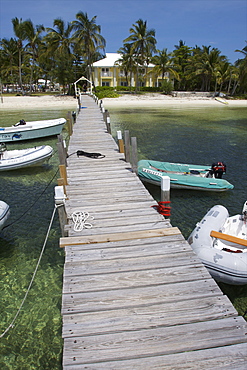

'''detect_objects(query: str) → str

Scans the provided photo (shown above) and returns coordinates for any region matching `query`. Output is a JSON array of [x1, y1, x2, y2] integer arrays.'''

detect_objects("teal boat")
[[138, 159, 234, 192]]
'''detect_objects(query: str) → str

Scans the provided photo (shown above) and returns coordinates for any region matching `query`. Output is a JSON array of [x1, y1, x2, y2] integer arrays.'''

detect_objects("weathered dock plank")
[[63, 343, 247, 369], [61, 95, 247, 369], [63, 317, 246, 366], [62, 295, 237, 337]]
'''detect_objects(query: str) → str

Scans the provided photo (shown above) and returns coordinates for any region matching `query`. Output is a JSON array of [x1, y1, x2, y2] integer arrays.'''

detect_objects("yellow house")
[[92, 53, 170, 88]]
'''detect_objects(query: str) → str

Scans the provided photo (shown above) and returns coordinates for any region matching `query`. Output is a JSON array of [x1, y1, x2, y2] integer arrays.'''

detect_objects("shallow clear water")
[[0, 108, 73, 369], [107, 102, 247, 319], [0, 102, 246, 368]]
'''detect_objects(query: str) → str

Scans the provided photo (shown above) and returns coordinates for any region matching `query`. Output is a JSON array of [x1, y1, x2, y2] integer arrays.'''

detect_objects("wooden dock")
[[60, 95, 247, 369]]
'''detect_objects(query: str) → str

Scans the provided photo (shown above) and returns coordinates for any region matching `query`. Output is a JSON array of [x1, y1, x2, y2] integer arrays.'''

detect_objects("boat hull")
[[0, 201, 10, 231], [188, 205, 247, 285], [138, 159, 234, 192], [0, 118, 65, 142], [0, 145, 53, 171]]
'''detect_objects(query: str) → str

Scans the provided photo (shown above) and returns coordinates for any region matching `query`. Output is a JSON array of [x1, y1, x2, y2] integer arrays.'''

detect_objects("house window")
[[102, 68, 110, 76], [120, 81, 128, 86], [102, 82, 110, 86]]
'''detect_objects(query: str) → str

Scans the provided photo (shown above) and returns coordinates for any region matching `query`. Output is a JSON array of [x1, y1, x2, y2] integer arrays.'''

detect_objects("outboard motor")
[[14, 119, 26, 127], [242, 201, 247, 222], [211, 161, 226, 179], [0, 142, 7, 159], [0, 143, 7, 152]]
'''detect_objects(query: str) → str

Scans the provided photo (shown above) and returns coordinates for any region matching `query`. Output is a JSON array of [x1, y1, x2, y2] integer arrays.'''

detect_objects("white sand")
[[103, 93, 247, 108], [0, 95, 78, 109], [0, 93, 246, 110]]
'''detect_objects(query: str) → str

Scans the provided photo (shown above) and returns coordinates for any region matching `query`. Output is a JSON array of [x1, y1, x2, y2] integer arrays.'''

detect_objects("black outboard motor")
[[211, 161, 226, 178], [0, 142, 7, 158], [14, 119, 26, 127]]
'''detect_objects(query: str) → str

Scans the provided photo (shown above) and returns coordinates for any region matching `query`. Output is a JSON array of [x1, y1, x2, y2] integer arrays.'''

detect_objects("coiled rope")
[[0, 205, 58, 338], [69, 211, 94, 231]]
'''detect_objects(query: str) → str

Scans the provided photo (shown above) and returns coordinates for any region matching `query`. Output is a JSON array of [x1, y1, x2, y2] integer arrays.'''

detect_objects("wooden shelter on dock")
[[58, 94, 247, 369]]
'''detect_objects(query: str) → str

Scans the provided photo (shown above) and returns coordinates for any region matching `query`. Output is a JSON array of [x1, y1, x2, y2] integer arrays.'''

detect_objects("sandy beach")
[[0, 94, 78, 109], [103, 93, 247, 108], [0, 93, 246, 109]]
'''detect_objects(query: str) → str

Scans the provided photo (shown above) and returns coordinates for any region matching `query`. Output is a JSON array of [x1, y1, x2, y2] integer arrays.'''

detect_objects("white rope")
[[0, 205, 57, 338], [70, 211, 94, 231]]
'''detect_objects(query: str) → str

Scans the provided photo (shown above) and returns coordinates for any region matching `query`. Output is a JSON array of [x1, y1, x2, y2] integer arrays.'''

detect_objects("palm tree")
[[215, 61, 231, 93], [0, 38, 18, 84], [235, 44, 247, 94], [71, 11, 106, 81], [192, 46, 227, 91], [172, 40, 192, 90], [22, 19, 45, 92], [124, 19, 156, 89], [116, 43, 137, 88], [45, 18, 74, 92], [12, 17, 25, 94], [151, 48, 179, 87]]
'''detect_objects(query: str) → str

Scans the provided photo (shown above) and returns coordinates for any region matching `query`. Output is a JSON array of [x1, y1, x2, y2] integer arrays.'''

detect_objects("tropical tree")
[[191, 46, 227, 91], [151, 48, 179, 88], [215, 61, 231, 93], [21, 19, 45, 91], [45, 18, 74, 92], [116, 43, 137, 88], [71, 11, 106, 82], [123, 19, 157, 89], [172, 40, 192, 90], [12, 17, 26, 93], [235, 44, 247, 94], [0, 38, 18, 84]]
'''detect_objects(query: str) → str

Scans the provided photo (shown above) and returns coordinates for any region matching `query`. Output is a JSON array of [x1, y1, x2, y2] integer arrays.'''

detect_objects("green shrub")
[[94, 89, 120, 99], [161, 80, 173, 94]]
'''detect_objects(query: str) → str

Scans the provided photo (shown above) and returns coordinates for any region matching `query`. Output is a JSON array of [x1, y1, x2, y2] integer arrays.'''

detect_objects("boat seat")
[[210, 230, 247, 248]]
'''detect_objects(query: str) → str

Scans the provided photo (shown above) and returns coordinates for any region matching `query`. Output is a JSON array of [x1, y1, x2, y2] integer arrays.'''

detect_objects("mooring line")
[[0, 205, 58, 338]]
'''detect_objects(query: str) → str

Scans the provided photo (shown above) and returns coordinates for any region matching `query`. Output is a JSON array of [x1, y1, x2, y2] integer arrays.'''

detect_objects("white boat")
[[0, 200, 10, 231], [0, 118, 66, 142], [0, 144, 53, 171], [188, 202, 247, 285]]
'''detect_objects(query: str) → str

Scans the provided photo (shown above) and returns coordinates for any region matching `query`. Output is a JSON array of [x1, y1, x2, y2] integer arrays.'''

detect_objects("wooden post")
[[67, 111, 73, 136], [55, 185, 68, 237], [105, 111, 111, 134], [124, 130, 130, 163], [77, 96, 81, 112], [99, 99, 103, 110], [161, 176, 170, 202], [117, 131, 124, 153], [72, 111, 76, 123], [57, 134, 67, 166], [161, 176, 171, 219], [59, 164, 68, 185], [131, 137, 138, 174], [57, 178, 67, 196]]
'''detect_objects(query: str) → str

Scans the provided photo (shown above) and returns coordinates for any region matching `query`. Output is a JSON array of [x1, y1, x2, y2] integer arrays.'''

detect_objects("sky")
[[0, 0, 246, 63]]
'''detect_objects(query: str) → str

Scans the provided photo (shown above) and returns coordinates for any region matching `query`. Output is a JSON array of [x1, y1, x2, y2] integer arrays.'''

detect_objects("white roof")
[[92, 52, 155, 68], [92, 53, 121, 67]]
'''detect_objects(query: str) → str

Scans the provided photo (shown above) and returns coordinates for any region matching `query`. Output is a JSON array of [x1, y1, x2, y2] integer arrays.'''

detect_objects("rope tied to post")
[[152, 201, 171, 217], [0, 205, 58, 338]]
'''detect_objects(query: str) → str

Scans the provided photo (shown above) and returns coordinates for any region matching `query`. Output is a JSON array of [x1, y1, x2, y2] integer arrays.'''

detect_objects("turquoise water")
[[0, 108, 74, 369], [0, 101, 246, 368], [107, 102, 247, 319]]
